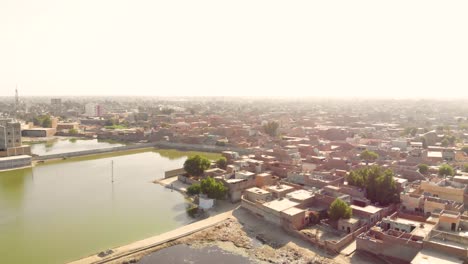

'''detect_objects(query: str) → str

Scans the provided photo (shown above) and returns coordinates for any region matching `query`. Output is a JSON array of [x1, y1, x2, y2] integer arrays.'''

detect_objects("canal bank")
[[69, 210, 235, 264], [0, 149, 220, 264]]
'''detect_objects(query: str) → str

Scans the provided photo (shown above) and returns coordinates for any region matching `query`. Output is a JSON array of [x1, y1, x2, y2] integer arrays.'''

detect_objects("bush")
[[187, 184, 201, 196]]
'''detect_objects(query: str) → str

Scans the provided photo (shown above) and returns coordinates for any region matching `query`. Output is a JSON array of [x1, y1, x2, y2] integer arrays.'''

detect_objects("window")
[[7, 132, 10, 135], [16, 140, 19, 143]]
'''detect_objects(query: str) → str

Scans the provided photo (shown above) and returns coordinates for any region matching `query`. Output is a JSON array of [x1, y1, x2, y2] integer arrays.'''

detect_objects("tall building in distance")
[[0, 118, 31, 157], [85, 103, 105, 117], [51, 98, 63, 116]]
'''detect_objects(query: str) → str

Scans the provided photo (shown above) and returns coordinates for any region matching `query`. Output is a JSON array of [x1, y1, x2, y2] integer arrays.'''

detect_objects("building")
[[50, 98, 62, 115], [22, 128, 56, 137], [85, 103, 105, 117], [0, 119, 31, 158]]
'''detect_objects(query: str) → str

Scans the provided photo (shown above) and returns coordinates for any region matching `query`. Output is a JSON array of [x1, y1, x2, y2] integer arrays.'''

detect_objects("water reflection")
[[0, 168, 32, 209]]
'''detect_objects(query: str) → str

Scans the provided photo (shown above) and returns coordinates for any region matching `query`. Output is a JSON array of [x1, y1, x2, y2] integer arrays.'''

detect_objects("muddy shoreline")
[[112, 216, 335, 264]]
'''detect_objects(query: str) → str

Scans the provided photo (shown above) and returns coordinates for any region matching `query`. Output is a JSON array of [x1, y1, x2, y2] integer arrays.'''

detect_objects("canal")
[[0, 148, 220, 264]]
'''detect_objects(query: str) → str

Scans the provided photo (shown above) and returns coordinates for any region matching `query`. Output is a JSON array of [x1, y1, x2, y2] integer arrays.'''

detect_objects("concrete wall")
[[423, 240, 467, 258], [420, 181, 465, 203], [165, 168, 186, 178], [356, 231, 423, 262], [241, 197, 282, 225], [33, 143, 157, 160], [0, 156, 32, 170], [154, 141, 251, 155]]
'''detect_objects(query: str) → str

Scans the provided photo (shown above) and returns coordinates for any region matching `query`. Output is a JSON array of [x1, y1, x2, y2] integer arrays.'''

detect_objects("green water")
[[0, 150, 218, 264], [28, 138, 125, 156]]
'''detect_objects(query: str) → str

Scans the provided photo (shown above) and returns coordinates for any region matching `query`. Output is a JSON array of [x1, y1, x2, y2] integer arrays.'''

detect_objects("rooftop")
[[411, 249, 463, 264], [351, 204, 383, 214], [267, 184, 294, 192], [282, 207, 306, 216], [263, 198, 299, 212], [246, 187, 270, 195], [286, 189, 315, 201]]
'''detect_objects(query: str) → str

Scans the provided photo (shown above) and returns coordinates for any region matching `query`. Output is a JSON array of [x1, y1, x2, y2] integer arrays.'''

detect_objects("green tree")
[[216, 157, 227, 170], [328, 198, 352, 221], [200, 177, 227, 199], [69, 128, 78, 135], [438, 164, 455, 177], [41, 116, 52, 128], [263, 121, 279, 137], [441, 138, 449, 147], [462, 146, 468, 155], [183, 155, 211, 177], [418, 164, 429, 174], [347, 166, 399, 206], [187, 184, 201, 196], [359, 150, 379, 165]]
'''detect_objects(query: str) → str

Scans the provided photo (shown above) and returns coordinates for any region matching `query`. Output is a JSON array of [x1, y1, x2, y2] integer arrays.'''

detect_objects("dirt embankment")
[[115, 217, 335, 264]]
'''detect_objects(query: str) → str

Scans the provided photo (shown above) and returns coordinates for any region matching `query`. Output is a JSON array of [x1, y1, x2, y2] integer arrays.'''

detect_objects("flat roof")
[[286, 189, 314, 201], [411, 249, 463, 264], [267, 184, 294, 192], [339, 217, 359, 224], [282, 207, 305, 216], [226, 179, 245, 184], [351, 204, 383, 214], [263, 199, 299, 212], [246, 187, 270, 195], [427, 151, 443, 158]]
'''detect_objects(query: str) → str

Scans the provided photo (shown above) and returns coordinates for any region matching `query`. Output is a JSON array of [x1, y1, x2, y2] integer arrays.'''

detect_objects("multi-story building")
[[0, 118, 22, 150], [0, 119, 31, 169], [50, 98, 62, 115], [85, 103, 105, 117]]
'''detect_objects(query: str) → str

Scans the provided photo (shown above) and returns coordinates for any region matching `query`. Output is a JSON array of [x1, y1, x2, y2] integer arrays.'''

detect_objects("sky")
[[1, 0, 467, 97]]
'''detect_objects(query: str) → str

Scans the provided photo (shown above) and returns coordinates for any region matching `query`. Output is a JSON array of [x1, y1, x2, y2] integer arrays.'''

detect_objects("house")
[[338, 217, 361, 233], [350, 204, 384, 226]]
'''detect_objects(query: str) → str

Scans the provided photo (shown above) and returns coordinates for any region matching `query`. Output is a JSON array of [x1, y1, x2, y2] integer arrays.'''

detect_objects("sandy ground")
[[110, 207, 389, 264]]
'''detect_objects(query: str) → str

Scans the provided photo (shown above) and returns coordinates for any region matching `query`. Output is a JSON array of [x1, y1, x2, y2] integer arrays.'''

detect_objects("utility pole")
[[111, 160, 114, 183]]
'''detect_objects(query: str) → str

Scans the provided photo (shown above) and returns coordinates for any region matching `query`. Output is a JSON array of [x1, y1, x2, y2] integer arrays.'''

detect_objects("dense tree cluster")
[[347, 166, 399, 206], [183, 155, 211, 177], [216, 157, 227, 170], [418, 164, 429, 174], [461, 146, 468, 155], [186, 177, 227, 200], [32, 115, 52, 128], [359, 150, 379, 165], [438, 164, 455, 177], [263, 121, 279, 137], [328, 198, 352, 221]]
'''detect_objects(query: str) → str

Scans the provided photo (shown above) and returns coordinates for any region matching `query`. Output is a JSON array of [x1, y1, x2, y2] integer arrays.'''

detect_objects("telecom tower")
[[14, 87, 19, 118]]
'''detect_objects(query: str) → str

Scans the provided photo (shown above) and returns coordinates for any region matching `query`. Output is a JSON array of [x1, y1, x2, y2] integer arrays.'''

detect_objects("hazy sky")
[[1, 1, 467, 97]]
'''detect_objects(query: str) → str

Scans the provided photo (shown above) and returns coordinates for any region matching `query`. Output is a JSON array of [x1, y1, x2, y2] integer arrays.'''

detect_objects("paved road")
[[69, 210, 234, 264]]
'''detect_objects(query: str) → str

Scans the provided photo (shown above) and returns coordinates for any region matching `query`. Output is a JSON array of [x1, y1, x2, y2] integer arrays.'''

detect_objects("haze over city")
[[1, 0, 467, 97], [3, 1, 468, 264]]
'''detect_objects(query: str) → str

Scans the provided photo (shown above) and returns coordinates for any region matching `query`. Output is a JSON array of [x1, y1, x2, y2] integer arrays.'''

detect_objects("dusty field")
[[111, 208, 388, 264]]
